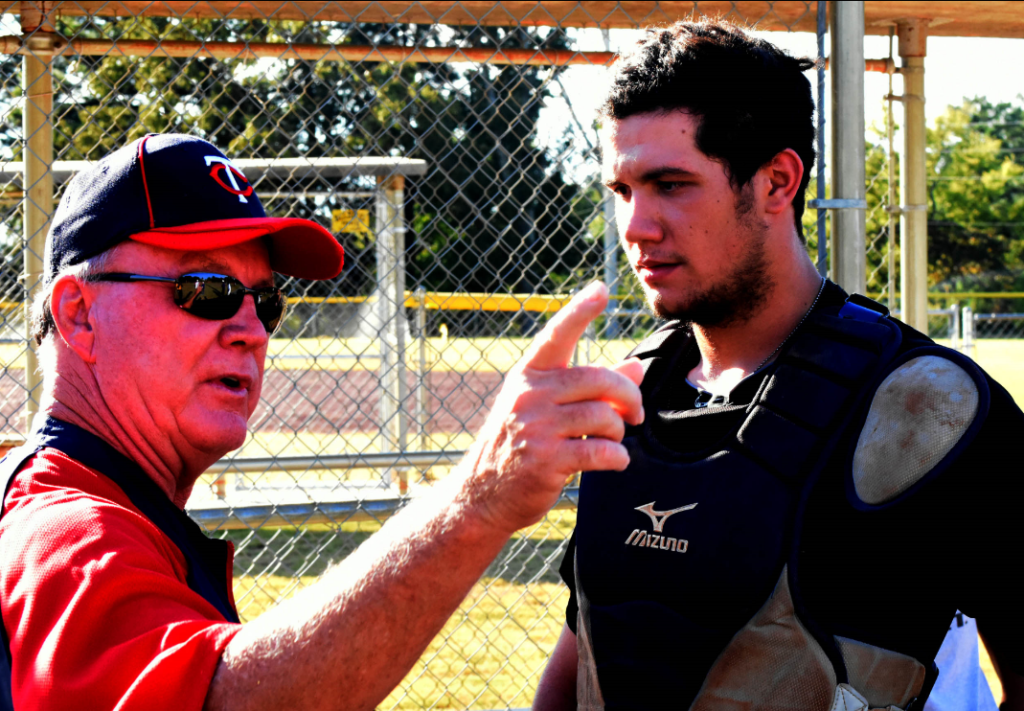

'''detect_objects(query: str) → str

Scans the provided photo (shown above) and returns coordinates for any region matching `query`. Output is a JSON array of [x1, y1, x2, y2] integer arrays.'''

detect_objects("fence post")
[[897, 19, 929, 334], [415, 286, 428, 454], [815, 0, 828, 276], [376, 174, 408, 490], [602, 189, 618, 339], [601, 27, 620, 339], [962, 306, 974, 359], [21, 3, 55, 433], [949, 303, 959, 352], [829, 0, 866, 294]]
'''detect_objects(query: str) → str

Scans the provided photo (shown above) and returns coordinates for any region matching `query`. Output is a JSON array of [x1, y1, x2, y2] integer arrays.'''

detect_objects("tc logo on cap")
[[204, 155, 253, 204]]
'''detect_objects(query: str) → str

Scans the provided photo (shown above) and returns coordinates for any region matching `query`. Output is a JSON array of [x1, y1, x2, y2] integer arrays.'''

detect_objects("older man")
[[0, 133, 643, 711]]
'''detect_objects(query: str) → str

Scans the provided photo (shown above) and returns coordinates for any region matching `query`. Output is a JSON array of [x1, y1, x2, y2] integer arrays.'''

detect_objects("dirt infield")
[[0, 338, 1020, 442], [0, 366, 505, 438], [252, 369, 503, 435]]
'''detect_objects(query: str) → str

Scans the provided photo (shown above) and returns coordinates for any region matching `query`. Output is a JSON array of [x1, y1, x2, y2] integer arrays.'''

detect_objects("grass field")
[[212, 336, 1021, 708], [228, 509, 1007, 708], [227, 513, 577, 710]]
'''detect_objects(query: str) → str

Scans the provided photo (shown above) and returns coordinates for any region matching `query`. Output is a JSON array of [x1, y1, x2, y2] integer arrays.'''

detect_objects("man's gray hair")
[[30, 247, 118, 347]]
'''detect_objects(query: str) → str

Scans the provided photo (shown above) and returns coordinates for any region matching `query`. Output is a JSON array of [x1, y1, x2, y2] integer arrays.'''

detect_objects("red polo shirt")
[[0, 448, 241, 710]]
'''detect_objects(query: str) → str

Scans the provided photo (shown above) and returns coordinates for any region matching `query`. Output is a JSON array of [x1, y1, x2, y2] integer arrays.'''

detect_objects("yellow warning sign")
[[332, 209, 371, 237]]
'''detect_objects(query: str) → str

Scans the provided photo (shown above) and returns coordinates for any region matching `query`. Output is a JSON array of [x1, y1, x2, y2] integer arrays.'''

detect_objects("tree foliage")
[[0, 17, 600, 328], [860, 97, 1024, 301]]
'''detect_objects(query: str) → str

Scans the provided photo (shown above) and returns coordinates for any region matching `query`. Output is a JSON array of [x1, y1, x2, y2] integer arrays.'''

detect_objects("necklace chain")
[[753, 276, 826, 372], [691, 277, 827, 409]]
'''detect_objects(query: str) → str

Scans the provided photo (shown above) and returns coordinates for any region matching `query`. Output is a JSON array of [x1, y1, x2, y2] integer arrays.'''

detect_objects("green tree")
[[859, 98, 1024, 303], [927, 101, 1024, 293], [1, 18, 601, 334]]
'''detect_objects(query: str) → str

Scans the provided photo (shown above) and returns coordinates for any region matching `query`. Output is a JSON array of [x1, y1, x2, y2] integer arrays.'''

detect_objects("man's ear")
[[761, 148, 804, 216], [50, 276, 97, 364]]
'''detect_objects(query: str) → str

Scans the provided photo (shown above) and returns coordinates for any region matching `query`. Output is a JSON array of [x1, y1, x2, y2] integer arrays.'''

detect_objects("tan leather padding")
[[836, 636, 926, 709], [690, 566, 836, 711], [853, 355, 979, 504]]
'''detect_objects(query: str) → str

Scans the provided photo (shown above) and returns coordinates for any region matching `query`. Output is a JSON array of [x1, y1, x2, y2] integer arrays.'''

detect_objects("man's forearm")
[[204, 468, 513, 711], [203, 283, 643, 711]]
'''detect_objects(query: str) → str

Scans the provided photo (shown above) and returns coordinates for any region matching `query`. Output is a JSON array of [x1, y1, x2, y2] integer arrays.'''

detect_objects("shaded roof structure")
[[1, 2, 1023, 38]]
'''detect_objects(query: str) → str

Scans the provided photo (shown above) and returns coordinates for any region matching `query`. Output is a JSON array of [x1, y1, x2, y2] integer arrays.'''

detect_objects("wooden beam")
[[0, 2, 819, 31], [0, 2, 1022, 38]]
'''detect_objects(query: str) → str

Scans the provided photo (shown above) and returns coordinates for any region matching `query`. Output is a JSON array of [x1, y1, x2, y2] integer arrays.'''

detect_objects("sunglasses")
[[90, 272, 286, 334]]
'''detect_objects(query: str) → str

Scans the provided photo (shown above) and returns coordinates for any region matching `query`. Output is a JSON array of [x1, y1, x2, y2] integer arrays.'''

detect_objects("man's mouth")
[[214, 373, 252, 393], [635, 258, 682, 282]]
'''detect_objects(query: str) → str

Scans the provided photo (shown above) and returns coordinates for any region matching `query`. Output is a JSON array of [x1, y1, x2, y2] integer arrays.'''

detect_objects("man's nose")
[[619, 194, 663, 245], [221, 294, 270, 349]]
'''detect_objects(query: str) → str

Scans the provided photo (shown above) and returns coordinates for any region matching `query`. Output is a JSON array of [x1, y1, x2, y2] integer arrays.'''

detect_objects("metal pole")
[[898, 19, 928, 333], [829, 0, 866, 294], [602, 192, 618, 338], [886, 28, 897, 313], [815, 1, 827, 276], [21, 3, 54, 433], [0, 37, 618, 68], [601, 28, 620, 338], [962, 306, 974, 359], [415, 286, 428, 453], [376, 175, 409, 488], [949, 302, 959, 352]]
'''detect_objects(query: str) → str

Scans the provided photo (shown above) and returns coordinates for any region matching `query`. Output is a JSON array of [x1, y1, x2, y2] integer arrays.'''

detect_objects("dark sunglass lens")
[[176, 277, 203, 306], [255, 291, 286, 333], [178, 276, 244, 321]]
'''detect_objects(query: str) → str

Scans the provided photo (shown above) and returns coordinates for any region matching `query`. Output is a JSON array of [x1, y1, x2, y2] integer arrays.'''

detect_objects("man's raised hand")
[[458, 281, 645, 535]]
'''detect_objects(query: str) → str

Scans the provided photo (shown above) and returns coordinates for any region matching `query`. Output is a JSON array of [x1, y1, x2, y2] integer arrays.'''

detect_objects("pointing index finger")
[[526, 282, 608, 371]]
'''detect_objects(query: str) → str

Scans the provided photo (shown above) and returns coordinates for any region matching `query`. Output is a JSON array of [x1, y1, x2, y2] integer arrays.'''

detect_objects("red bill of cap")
[[128, 217, 345, 281]]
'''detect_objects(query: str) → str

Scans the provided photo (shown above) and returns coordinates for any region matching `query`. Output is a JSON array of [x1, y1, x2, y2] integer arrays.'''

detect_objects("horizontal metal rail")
[[973, 313, 1024, 320], [188, 487, 580, 531], [891, 308, 956, 317], [0, 35, 618, 67], [210, 450, 466, 474], [0, 156, 427, 184]]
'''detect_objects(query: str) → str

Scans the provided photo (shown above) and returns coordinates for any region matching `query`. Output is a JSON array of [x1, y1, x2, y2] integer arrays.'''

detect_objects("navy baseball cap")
[[44, 133, 344, 283]]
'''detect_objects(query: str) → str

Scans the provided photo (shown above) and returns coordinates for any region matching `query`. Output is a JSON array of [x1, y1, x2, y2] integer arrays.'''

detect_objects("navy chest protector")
[[0, 417, 239, 710], [574, 297, 927, 709]]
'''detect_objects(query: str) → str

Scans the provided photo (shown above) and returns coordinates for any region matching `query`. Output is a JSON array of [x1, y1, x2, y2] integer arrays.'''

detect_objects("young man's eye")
[[659, 181, 687, 193]]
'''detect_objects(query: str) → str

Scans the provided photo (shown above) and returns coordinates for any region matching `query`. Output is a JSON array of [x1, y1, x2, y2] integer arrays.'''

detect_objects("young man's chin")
[[646, 289, 688, 321]]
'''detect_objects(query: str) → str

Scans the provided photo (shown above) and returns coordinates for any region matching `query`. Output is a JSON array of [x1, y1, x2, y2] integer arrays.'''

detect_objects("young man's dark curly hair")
[[600, 19, 816, 240]]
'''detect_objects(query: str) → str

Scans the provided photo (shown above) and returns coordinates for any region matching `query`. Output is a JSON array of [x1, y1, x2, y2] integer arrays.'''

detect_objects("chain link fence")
[[0, 3, 830, 708]]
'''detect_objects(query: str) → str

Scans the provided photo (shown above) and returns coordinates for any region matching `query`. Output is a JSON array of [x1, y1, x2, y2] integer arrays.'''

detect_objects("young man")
[[535, 20, 1024, 711], [0, 133, 644, 710]]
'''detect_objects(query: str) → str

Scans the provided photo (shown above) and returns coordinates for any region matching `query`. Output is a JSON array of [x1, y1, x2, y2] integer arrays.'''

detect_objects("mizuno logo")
[[625, 501, 697, 554], [634, 501, 697, 532]]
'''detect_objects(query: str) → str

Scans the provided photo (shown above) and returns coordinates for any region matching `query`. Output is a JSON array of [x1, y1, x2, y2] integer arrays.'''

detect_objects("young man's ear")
[[49, 276, 97, 364], [761, 148, 804, 216]]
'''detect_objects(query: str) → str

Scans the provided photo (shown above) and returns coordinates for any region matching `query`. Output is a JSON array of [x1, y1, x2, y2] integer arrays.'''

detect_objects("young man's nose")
[[619, 196, 665, 244]]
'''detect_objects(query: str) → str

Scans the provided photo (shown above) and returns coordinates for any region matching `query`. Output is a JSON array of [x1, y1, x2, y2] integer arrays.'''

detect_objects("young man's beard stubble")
[[646, 185, 776, 329]]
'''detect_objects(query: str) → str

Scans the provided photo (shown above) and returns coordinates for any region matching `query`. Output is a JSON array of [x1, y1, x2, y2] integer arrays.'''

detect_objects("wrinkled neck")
[[44, 362, 197, 508]]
